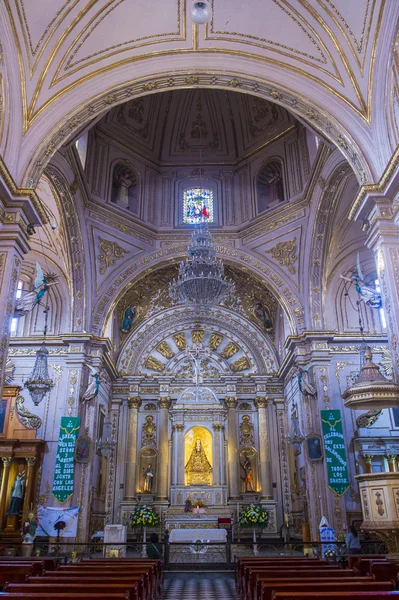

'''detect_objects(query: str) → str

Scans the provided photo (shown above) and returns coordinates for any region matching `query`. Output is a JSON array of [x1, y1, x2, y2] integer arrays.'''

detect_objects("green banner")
[[52, 416, 81, 503], [321, 409, 350, 496]]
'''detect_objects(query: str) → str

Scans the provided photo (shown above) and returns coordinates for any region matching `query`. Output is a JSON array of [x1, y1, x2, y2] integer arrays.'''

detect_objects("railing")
[[0, 538, 388, 569]]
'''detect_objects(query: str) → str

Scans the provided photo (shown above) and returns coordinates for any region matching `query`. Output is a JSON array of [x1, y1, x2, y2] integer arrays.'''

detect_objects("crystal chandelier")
[[24, 305, 54, 406], [97, 419, 116, 457], [169, 219, 235, 306]]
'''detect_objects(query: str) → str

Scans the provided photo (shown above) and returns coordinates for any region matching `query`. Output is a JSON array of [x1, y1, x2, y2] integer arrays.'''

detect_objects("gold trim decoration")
[[220, 342, 239, 359], [267, 238, 297, 274], [173, 332, 186, 350], [192, 329, 204, 344], [231, 357, 251, 372], [209, 333, 223, 350], [156, 341, 175, 359], [145, 356, 165, 372], [98, 237, 128, 275]]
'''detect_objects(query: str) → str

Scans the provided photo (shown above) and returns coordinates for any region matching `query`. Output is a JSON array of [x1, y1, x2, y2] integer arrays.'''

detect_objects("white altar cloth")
[[169, 528, 226, 543]]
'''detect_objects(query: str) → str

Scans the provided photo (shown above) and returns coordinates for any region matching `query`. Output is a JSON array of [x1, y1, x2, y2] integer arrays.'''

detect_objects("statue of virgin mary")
[[185, 439, 212, 485]]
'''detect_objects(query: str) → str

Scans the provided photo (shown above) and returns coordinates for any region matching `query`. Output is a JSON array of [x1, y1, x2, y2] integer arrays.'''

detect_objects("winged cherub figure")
[[14, 262, 59, 318], [340, 254, 382, 309]]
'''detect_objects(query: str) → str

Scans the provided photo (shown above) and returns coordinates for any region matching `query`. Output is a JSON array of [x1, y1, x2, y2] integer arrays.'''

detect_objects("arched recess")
[[256, 158, 285, 213], [110, 161, 140, 215], [96, 250, 304, 342], [307, 156, 358, 330], [43, 162, 88, 332], [117, 305, 279, 376]]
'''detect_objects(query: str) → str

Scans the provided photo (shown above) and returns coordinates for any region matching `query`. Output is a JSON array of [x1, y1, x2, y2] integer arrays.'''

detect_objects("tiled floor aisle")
[[162, 572, 239, 599]]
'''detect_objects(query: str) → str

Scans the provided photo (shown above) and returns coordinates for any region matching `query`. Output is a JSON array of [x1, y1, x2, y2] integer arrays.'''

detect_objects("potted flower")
[[239, 504, 269, 555], [184, 499, 193, 513], [21, 507, 38, 557], [128, 505, 160, 557]]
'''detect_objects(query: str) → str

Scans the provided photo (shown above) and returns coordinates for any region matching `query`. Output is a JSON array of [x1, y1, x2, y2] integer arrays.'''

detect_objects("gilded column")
[[212, 424, 223, 485], [385, 454, 397, 473], [255, 397, 272, 499], [0, 457, 12, 529], [225, 397, 240, 499], [157, 397, 171, 500], [23, 457, 37, 516], [125, 396, 141, 500], [363, 455, 373, 474], [173, 424, 185, 486]]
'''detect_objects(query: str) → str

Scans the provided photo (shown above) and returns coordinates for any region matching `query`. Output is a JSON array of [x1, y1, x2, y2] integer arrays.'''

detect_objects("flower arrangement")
[[184, 499, 193, 513], [21, 505, 38, 544], [239, 503, 269, 527], [129, 505, 160, 528], [324, 548, 337, 559], [194, 498, 206, 508]]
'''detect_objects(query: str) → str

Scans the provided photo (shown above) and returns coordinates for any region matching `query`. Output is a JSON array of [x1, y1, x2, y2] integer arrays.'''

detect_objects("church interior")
[[0, 1, 399, 598]]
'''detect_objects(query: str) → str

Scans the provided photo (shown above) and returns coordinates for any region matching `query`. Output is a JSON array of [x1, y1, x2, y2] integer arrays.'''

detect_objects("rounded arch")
[[23, 72, 373, 188], [117, 305, 280, 376], [97, 250, 303, 340]]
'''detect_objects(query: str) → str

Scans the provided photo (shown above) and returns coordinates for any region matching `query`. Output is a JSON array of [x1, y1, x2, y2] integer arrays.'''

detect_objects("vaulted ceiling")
[[0, 0, 397, 188], [99, 89, 294, 164]]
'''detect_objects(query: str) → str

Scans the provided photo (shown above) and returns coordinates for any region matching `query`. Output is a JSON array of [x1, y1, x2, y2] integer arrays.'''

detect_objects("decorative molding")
[[98, 237, 128, 275], [267, 238, 297, 274]]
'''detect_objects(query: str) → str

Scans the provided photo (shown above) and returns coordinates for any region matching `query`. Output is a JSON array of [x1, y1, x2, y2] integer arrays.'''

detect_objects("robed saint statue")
[[185, 439, 212, 485]]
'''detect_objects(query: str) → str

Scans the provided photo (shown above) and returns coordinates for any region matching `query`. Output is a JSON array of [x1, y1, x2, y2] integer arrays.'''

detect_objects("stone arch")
[[25, 72, 372, 189], [117, 305, 280, 376], [96, 249, 304, 340]]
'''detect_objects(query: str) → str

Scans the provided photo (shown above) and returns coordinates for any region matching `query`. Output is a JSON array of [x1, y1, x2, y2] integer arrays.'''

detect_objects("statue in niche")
[[185, 439, 212, 485], [254, 300, 273, 332], [143, 464, 154, 493], [340, 253, 382, 309], [121, 305, 136, 333], [240, 457, 254, 492], [7, 470, 26, 514], [295, 366, 316, 398]]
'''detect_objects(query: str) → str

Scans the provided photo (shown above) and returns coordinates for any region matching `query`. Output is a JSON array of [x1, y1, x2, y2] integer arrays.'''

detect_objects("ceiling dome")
[[99, 88, 295, 165]]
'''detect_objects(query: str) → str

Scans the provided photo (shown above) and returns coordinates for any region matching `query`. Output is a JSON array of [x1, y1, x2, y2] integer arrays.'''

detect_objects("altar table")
[[169, 528, 227, 543]]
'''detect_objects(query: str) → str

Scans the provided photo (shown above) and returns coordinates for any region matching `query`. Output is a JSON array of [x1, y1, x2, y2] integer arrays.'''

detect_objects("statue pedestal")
[[104, 524, 127, 558], [4, 514, 19, 533]]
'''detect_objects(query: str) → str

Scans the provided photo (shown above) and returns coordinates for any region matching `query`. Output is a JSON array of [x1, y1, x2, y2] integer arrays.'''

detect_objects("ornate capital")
[[213, 423, 224, 432], [363, 454, 374, 464], [158, 397, 172, 410], [173, 424, 184, 433], [255, 396, 269, 409], [26, 457, 37, 467], [128, 396, 142, 410], [1, 457, 12, 467], [224, 397, 238, 409]]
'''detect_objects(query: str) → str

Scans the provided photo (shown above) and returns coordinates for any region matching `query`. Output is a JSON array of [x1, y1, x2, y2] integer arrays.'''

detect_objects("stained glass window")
[[183, 188, 214, 224]]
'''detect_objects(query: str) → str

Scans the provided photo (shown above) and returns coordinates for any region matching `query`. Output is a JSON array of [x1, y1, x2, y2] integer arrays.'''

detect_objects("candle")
[[237, 502, 239, 522]]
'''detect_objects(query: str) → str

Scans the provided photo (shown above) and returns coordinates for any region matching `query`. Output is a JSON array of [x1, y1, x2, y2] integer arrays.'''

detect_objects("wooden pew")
[[348, 555, 387, 570], [42, 569, 151, 600], [80, 558, 163, 588], [0, 594, 130, 599], [28, 576, 144, 600], [237, 558, 332, 595], [254, 578, 374, 600], [0, 556, 58, 571], [260, 580, 395, 600], [357, 559, 398, 580], [0, 563, 43, 585], [5, 582, 139, 600], [56, 564, 156, 598], [242, 564, 342, 599], [271, 593, 399, 599], [250, 572, 372, 600]]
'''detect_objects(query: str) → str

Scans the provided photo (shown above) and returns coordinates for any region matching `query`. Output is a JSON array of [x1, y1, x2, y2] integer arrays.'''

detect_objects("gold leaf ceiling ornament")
[[98, 237, 128, 275], [173, 332, 187, 350], [156, 341, 175, 359], [231, 357, 251, 372], [209, 333, 223, 350], [192, 330, 205, 344], [220, 342, 239, 359], [267, 238, 297, 274], [145, 356, 165, 372]]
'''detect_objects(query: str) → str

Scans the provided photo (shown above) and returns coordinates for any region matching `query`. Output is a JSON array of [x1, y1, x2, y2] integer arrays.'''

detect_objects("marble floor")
[[162, 572, 238, 599]]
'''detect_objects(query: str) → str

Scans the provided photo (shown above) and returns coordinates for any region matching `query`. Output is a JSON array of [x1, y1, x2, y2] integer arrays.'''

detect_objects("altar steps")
[[162, 572, 239, 599]]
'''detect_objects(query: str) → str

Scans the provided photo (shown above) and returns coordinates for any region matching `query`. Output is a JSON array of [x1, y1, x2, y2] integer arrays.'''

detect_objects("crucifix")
[[185, 343, 210, 389]]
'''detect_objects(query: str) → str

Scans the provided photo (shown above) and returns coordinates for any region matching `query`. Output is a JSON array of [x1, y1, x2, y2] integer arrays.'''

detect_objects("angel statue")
[[340, 254, 382, 309], [14, 262, 59, 318], [81, 365, 101, 403], [295, 366, 316, 398]]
